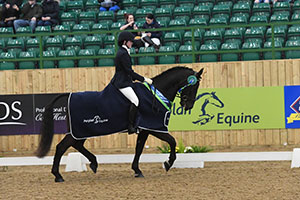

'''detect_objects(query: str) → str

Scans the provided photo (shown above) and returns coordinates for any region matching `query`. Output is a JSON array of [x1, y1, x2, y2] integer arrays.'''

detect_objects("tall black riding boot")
[[142, 36, 159, 50], [128, 104, 138, 134]]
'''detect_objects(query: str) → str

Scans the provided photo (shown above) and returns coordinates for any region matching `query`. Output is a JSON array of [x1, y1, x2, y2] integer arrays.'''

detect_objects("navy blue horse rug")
[[68, 83, 171, 139]]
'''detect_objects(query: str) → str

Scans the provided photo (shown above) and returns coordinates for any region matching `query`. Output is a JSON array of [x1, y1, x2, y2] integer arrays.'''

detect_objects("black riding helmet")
[[118, 31, 135, 47]]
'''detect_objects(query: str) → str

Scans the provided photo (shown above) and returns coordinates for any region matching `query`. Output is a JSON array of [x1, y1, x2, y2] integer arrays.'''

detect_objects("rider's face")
[[126, 40, 133, 48]]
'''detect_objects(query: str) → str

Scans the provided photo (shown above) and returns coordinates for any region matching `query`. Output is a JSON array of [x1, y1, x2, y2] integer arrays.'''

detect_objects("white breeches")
[[119, 87, 139, 107]]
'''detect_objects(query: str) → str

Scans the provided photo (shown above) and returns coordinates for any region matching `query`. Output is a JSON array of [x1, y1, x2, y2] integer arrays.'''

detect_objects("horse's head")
[[179, 68, 204, 110], [152, 67, 204, 111]]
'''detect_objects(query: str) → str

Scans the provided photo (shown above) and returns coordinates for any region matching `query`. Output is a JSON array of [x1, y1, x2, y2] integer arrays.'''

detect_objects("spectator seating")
[[1, 0, 300, 69]]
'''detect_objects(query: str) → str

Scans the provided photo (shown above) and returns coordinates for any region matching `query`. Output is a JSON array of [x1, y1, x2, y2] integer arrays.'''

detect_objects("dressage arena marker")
[[2, 149, 300, 172], [291, 148, 300, 168], [65, 152, 87, 172]]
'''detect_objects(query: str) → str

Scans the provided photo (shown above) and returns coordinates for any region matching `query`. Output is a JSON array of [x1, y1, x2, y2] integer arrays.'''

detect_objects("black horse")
[[36, 66, 204, 182]]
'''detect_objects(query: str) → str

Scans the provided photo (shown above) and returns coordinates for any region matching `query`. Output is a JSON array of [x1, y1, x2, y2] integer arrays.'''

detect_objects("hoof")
[[164, 161, 171, 172], [55, 177, 64, 182], [134, 173, 144, 178], [90, 162, 98, 174]]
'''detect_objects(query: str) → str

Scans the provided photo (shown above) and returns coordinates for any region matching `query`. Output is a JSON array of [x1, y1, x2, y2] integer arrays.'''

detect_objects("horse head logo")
[[192, 92, 224, 125], [94, 115, 101, 124]]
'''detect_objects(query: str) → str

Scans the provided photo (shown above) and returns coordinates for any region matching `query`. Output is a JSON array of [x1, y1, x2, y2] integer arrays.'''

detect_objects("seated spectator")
[[37, 0, 59, 27], [141, 13, 162, 50], [98, 0, 120, 12], [120, 14, 159, 50], [13, 0, 42, 32], [0, 0, 22, 28]]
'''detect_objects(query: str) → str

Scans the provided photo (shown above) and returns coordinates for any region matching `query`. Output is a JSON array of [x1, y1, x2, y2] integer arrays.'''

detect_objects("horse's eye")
[[182, 95, 188, 101]]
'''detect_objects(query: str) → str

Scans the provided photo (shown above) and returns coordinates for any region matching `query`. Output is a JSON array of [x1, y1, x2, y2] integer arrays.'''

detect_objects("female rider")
[[111, 31, 153, 134]]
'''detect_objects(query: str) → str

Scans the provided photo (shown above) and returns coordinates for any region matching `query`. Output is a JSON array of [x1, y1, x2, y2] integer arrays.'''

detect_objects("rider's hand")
[[144, 77, 153, 85]]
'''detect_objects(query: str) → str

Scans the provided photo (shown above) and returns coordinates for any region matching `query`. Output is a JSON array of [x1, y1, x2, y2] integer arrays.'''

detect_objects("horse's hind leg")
[[73, 140, 98, 173], [132, 131, 149, 178], [52, 134, 76, 182]]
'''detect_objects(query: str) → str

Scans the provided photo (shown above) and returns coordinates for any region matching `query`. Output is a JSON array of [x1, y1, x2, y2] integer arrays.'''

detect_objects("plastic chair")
[[41, 50, 56, 69], [263, 41, 282, 60], [241, 42, 262, 61], [67, 0, 84, 13], [58, 50, 76, 68], [78, 49, 96, 68], [220, 42, 239, 62], [26, 38, 41, 56], [84, 35, 103, 51], [78, 11, 97, 27], [64, 36, 83, 51], [212, 4, 231, 19], [0, 52, 16, 70], [158, 46, 176, 64], [85, 0, 100, 11], [199, 43, 218, 62], [122, 0, 140, 8], [60, 12, 78, 27], [178, 45, 195, 63], [192, 5, 211, 20], [97, 48, 115, 66], [285, 40, 300, 59], [98, 11, 115, 23], [103, 35, 116, 48], [6, 38, 25, 54], [138, 47, 156, 65], [45, 36, 64, 53], [18, 51, 37, 69], [173, 6, 192, 17], [154, 7, 173, 18], [163, 32, 182, 49], [135, 8, 154, 20]]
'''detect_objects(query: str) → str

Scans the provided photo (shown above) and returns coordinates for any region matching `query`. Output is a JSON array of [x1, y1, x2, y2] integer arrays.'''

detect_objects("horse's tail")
[[36, 93, 69, 158]]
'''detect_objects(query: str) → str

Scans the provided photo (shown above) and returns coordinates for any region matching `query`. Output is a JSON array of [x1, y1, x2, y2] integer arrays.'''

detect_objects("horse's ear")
[[196, 68, 204, 79]]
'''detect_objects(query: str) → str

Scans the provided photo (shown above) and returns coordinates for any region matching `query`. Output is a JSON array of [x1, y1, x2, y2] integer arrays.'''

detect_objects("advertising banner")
[[0, 94, 68, 135], [284, 85, 300, 129], [169, 87, 285, 131], [0, 85, 296, 135]]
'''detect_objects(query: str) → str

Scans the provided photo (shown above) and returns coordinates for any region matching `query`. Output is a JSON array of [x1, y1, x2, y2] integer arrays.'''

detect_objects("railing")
[[0, 21, 300, 69]]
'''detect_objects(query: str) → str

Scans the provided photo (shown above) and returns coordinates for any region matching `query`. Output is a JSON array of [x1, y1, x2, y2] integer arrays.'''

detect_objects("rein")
[[143, 82, 172, 111]]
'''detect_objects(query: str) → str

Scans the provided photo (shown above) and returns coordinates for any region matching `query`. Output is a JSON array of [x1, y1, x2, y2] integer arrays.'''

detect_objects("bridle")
[[145, 71, 201, 111], [175, 73, 200, 104]]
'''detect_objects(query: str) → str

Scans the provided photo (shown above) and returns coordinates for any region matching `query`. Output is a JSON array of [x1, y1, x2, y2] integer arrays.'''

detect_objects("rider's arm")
[[120, 52, 145, 82]]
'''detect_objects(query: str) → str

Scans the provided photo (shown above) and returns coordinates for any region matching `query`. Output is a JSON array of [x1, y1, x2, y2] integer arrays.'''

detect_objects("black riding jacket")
[[111, 46, 144, 88]]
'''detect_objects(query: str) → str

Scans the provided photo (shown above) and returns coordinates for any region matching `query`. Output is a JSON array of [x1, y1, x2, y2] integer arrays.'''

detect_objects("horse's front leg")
[[132, 130, 149, 178], [151, 132, 177, 172]]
